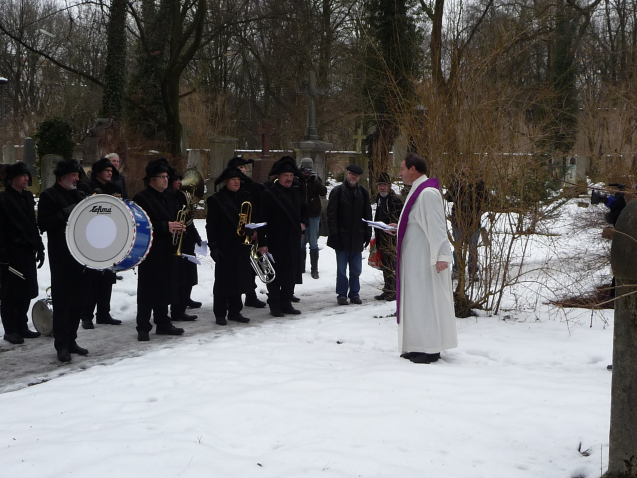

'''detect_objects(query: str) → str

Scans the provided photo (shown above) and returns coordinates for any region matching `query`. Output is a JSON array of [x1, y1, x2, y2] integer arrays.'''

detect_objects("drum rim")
[[32, 298, 53, 336], [66, 195, 140, 270]]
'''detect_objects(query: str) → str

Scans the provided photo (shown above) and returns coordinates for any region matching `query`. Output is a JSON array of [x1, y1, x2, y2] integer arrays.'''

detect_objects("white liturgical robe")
[[397, 174, 458, 354]]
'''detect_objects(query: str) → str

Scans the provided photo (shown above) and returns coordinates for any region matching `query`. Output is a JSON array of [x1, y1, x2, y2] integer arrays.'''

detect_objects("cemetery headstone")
[[2, 141, 17, 165], [40, 154, 64, 190], [209, 135, 237, 188], [82, 118, 127, 167]]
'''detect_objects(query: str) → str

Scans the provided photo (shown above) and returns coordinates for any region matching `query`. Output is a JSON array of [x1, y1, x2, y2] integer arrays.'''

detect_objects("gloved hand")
[[63, 204, 77, 216], [210, 248, 223, 263], [37, 250, 45, 269]]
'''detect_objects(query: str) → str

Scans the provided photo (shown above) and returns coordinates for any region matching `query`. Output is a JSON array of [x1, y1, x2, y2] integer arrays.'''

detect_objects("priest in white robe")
[[392, 153, 458, 364]]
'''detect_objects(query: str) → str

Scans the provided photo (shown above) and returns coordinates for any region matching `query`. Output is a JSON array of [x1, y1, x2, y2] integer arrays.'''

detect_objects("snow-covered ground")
[[0, 199, 613, 478]]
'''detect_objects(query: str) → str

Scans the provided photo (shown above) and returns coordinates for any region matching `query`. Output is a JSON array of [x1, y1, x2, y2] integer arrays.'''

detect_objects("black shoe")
[[19, 329, 41, 339], [228, 314, 250, 323], [385, 294, 396, 301], [81, 320, 95, 330], [409, 353, 441, 364], [156, 325, 184, 335], [337, 297, 349, 306], [187, 299, 202, 309], [69, 343, 89, 355], [173, 313, 197, 321], [374, 293, 387, 301], [215, 317, 228, 325], [96, 316, 122, 325], [270, 310, 285, 318], [350, 297, 362, 305], [400, 352, 424, 360], [57, 349, 71, 362], [4, 333, 24, 344], [311, 270, 319, 279], [244, 296, 267, 308], [116, 275, 124, 280], [281, 305, 301, 315], [138, 331, 150, 341], [290, 295, 301, 303]]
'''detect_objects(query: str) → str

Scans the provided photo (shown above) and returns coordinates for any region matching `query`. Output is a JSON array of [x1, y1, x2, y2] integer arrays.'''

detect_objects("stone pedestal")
[[2, 141, 17, 164], [291, 140, 332, 183], [608, 200, 637, 477], [40, 154, 64, 191]]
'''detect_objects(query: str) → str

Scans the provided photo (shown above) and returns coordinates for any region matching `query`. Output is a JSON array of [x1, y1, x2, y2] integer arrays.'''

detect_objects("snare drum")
[[66, 194, 154, 271], [32, 288, 53, 336]]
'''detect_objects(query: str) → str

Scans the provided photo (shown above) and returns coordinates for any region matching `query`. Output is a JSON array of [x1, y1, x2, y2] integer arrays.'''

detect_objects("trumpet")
[[237, 201, 252, 245], [173, 205, 187, 256]]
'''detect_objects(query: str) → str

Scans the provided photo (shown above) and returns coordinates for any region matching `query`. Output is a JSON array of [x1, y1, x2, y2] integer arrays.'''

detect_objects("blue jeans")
[[452, 226, 480, 274], [301, 216, 321, 252], [335, 251, 362, 298]]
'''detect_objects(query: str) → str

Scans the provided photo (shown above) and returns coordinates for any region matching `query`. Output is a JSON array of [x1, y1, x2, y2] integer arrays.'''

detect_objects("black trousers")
[[53, 307, 82, 351], [1, 297, 30, 335], [136, 303, 171, 333], [266, 274, 294, 312], [171, 285, 192, 318], [81, 270, 114, 322], [213, 294, 243, 319], [379, 246, 397, 294]]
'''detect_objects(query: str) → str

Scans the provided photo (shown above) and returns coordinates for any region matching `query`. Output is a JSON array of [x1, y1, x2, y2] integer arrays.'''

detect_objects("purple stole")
[[396, 177, 440, 324]]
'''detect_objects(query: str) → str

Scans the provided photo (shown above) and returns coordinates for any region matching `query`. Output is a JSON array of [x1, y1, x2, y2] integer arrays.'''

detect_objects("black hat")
[[269, 156, 300, 177], [4, 161, 33, 186], [144, 158, 170, 180], [227, 156, 254, 168], [214, 166, 251, 187], [54, 159, 82, 179], [346, 164, 363, 175], [377, 172, 392, 184], [168, 166, 181, 183], [91, 157, 115, 180]]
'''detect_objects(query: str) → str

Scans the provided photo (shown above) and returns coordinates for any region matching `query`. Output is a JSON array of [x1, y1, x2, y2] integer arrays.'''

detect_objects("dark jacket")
[[132, 186, 179, 307], [206, 188, 254, 295], [111, 169, 128, 199], [38, 183, 90, 309], [0, 187, 43, 300], [80, 178, 123, 196], [374, 191, 403, 249], [445, 176, 487, 230], [326, 182, 372, 252], [257, 182, 309, 284], [299, 174, 327, 218]]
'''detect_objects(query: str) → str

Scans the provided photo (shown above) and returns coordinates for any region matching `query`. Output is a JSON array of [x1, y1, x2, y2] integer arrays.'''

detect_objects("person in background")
[[107, 153, 128, 199], [326, 164, 372, 305], [373, 172, 403, 301], [298, 157, 327, 279], [0, 162, 45, 344]]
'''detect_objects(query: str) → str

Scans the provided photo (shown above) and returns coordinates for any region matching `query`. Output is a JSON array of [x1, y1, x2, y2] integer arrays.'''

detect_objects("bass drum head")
[[32, 300, 53, 336], [66, 195, 136, 270]]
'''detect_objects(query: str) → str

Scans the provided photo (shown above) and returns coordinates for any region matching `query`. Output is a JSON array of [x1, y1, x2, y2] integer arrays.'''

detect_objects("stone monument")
[[608, 200, 637, 477], [291, 71, 332, 181], [81, 118, 127, 168], [209, 135, 237, 189], [252, 120, 277, 183], [40, 154, 64, 190], [2, 141, 17, 165]]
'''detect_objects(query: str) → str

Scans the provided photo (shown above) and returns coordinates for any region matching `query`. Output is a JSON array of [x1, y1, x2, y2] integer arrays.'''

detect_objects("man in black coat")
[[298, 157, 328, 279], [206, 166, 255, 325], [0, 162, 45, 344], [168, 167, 201, 322], [226, 156, 267, 308], [327, 164, 372, 305], [373, 173, 403, 301], [38, 159, 91, 362], [257, 156, 309, 317], [132, 158, 186, 341], [78, 156, 123, 329], [107, 153, 128, 199]]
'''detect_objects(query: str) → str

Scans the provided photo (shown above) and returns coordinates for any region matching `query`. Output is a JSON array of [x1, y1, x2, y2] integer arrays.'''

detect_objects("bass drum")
[[66, 194, 153, 271], [32, 288, 53, 336]]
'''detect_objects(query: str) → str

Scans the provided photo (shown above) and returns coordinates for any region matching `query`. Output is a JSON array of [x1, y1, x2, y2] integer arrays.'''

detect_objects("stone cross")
[[608, 200, 637, 477], [298, 71, 324, 141], [255, 120, 275, 159], [352, 126, 366, 153]]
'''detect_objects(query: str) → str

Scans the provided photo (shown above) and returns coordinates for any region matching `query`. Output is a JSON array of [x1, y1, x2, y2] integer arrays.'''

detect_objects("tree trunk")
[[103, 0, 127, 120]]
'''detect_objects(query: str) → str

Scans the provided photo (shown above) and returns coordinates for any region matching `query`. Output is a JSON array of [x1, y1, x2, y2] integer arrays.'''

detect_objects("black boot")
[[310, 250, 319, 279], [301, 249, 307, 273]]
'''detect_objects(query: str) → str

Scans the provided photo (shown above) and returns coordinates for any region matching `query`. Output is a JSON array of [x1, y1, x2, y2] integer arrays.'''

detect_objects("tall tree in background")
[[363, 0, 421, 185], [103, 0, 127, 120]]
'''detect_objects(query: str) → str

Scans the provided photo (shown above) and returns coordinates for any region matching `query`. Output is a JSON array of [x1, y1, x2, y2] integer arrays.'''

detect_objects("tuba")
[[249, 244, 276, 283], [179, 168, 205, 226]]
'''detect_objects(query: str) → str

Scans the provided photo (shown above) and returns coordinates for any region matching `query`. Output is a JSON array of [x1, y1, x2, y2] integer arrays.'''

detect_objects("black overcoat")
[[374, 191, 403, 249], [38, 183, 90, 308], [0, 187, 43, 300], [111, 170, 128, 199], [206, 188, 253, 295], [257, 182, 309, 285], [326, 182, 373, 252], [132, 186, 179, 307]]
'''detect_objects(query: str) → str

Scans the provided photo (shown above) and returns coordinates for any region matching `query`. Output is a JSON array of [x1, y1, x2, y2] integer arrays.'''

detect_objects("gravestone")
[[252, 120, 277, 183], [2, 141, 17, 164], [40, 154, 64, 190], [82, 118, 127, 167], [608, 200, 637, 477], [209, 135, 237, 188]]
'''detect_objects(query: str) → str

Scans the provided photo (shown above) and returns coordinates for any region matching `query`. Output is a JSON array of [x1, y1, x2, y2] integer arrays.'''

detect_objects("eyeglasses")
[[154, 175, 169, 179]]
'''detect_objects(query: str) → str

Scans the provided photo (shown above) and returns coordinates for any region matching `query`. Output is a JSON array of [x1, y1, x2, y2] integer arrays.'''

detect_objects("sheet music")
[[194, 240, 208, 256], [245, 222, 267, 230], [363, 219, 397, 231]]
